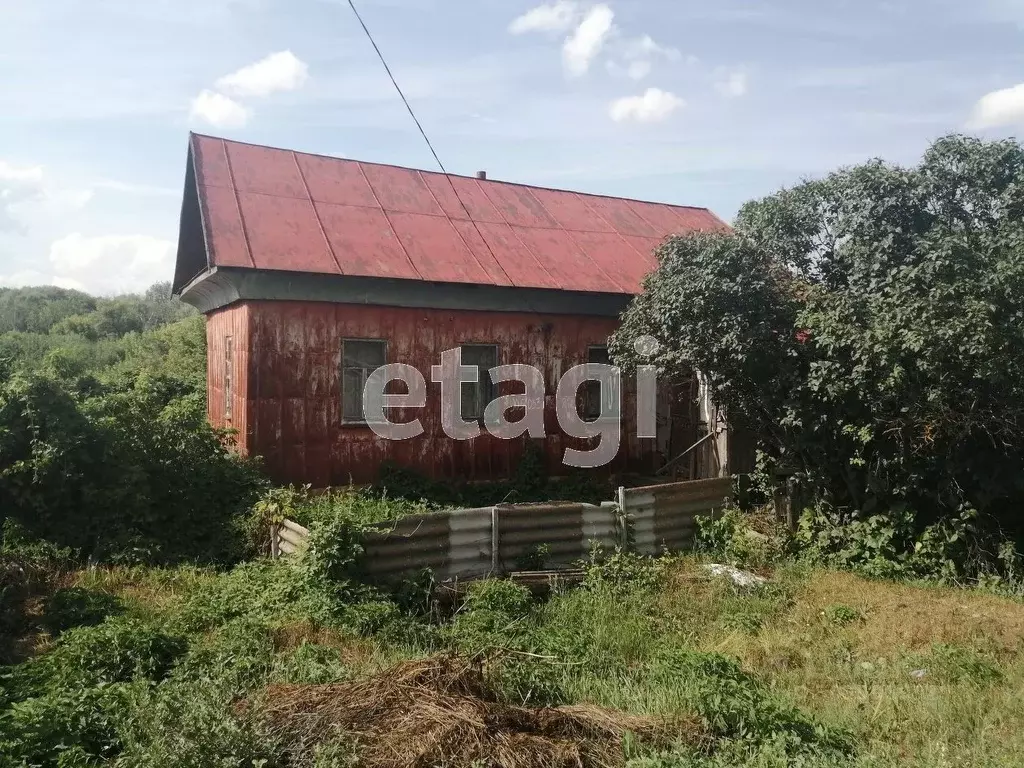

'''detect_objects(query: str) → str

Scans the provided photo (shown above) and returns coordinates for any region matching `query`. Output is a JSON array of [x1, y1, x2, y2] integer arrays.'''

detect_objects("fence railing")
[[271, 476, 733, 583]]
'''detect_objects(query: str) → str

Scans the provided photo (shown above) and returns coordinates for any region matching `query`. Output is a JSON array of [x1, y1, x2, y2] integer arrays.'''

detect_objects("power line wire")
[[343, 0, 513, 285], [344, 0, 451, 176]]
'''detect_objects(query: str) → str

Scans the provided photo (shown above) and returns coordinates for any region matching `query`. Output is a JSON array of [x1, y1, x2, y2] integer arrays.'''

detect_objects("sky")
[[2, 0, 1024, 295]]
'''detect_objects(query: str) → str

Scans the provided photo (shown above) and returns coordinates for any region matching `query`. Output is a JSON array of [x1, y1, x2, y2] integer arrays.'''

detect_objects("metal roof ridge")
[[189, 132, 720, 214]]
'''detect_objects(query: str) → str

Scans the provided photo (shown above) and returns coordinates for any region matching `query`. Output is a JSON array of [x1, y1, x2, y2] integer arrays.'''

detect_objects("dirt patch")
[[250, 655, 705, 768], [790, 570, 1024, 655]]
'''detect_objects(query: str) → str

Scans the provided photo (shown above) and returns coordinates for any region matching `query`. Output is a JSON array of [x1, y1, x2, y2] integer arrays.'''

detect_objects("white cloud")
[[625, 60, 652, 80], [0, 161, 44, 183], [509, 1, 580, 34], [968, 83, 1024, 130], [189, 90, 251, 128], [632, 35, 681, 61], [607, 34, 682, 81], [715, 70, 748, 98], [0, 162, 91, 234], [609, 87, 684, 123], [48, 233, 176, 295], [563, 4, 615, 77], [215, 50, 309, 98]]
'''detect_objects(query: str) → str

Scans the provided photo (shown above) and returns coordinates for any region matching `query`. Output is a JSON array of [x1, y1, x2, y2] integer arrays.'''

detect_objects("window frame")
[[224, 335, 234, 422], [341, 337, 389, 425], [459, 343, 499, 422]]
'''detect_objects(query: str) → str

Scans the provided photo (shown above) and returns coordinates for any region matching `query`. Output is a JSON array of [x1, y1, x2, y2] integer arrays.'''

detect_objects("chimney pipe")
[[476, 171, 487, 180]]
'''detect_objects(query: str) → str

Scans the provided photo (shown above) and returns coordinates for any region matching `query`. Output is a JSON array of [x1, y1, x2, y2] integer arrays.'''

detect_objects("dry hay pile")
[[254, 655, 703, 768]]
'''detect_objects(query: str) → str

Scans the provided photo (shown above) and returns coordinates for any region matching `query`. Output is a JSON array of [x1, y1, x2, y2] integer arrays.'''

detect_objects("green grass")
[[2, 548, 1023, 767]]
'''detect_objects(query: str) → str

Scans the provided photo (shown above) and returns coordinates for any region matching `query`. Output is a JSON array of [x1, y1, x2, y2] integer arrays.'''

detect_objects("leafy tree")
[[0, 286, 96, 334], [612, 135, 1024, 528], [0, 369, 264, 563], [0, 281, 259, 563]]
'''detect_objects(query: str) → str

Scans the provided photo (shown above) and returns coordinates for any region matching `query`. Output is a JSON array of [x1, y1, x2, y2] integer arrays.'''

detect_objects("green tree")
[[0, 287, 96, 334], [611, 134, 1024, 527]]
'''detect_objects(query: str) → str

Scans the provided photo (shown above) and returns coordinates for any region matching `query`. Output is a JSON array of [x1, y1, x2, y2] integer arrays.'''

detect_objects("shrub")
[[695, 508, 790, 568], [463, 579, 533, 617], [168, 560, 305, 634], [797, 503, 1022, 583], [113, 678, 278, 768], [651, 650, 853, 757], [486, 654, 568, 707], [915, 643, 1004, 685], [0, 684, 130, 766], [272, 642, 351, 686], [17, 617, 187, 695], [611, 134, 1024, 536], [582, 548, 672, 594], [823, 605, 861, 626], [41, 587, 124, 635], [0, 370, 266, 565], [174, 618, 276, 695]]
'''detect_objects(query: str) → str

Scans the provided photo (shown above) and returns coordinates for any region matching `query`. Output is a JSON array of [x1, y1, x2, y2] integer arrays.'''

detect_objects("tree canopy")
[[612, 134, 1024, 527]]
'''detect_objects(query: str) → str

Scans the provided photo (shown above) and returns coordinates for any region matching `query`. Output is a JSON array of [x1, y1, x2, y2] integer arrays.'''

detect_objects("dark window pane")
[[583, 345, 610, 419], [587, 346, 610, 365], [460, 344, 497, 420], [343, 339, 386, 369], [342, 339, 386, 423]]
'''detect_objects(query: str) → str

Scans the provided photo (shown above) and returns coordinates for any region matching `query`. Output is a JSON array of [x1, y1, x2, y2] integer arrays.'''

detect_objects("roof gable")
[[173, 133, 727, 296]]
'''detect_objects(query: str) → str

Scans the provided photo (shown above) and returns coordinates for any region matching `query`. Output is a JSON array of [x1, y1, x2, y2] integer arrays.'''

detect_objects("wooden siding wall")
[[228, 300, 669, 487], [206, 304, 250, 446]]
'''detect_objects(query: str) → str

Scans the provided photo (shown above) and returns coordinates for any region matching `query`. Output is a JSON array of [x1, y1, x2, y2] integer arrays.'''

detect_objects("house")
[[171, 133, 729, 487]]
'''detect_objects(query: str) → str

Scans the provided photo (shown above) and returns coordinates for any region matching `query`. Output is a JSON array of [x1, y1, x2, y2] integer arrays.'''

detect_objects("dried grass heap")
[[254, 655, 703, 768]]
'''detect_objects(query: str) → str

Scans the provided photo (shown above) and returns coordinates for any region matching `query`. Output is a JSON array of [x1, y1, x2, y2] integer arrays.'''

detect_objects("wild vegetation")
[[3, 505, 1024, 767], [3, 135, 1024, 766], [0, 283, 264, 564], [612, 133, 1024, 572]]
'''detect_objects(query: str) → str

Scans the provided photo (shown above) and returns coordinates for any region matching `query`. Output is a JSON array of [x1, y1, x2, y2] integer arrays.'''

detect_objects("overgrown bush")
[[375, 440, 611, 509], [0, 369, 265, 565], [41, 587, 124, 635], [112, 677, 278, 768], [695, 508, 790, 569], [612, 134, 1024, 539], [796, 504, 1022, 584], [651, 649, 853, 758]]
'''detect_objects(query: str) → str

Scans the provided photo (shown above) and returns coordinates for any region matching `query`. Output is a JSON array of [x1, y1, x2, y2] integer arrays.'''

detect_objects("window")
[[342, 339, 387, 423], [460, 344, 498, 421], [582, 345, 611, 421], [224, 336, 233, 421]]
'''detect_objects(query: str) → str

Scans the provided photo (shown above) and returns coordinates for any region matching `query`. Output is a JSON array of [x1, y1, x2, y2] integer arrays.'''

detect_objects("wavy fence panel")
[[271, 477, 733, 581], [271, 519, 310, 557], [620, 476, 733, 556], [362, 506, 493, 583], [495, 502, 619, 572]]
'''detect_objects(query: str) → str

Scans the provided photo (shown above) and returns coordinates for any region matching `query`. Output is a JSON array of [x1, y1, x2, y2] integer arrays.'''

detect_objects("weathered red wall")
[[206, 304, 250, 449], [210, 300, 665, 486]]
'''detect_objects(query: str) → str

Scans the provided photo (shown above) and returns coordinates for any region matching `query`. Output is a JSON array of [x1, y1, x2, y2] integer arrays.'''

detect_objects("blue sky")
[[2, 0, 1024, 295]]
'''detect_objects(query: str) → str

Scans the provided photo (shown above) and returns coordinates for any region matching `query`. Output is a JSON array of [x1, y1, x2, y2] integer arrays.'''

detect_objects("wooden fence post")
[[269, 523, 280, 558]]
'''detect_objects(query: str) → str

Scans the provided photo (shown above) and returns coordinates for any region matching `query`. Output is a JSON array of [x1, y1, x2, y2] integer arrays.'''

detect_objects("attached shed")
[[172, 133, 729, 487]]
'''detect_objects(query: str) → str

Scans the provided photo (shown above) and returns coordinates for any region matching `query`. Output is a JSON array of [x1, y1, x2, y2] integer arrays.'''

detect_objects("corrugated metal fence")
[[271, 476, 733, 583]]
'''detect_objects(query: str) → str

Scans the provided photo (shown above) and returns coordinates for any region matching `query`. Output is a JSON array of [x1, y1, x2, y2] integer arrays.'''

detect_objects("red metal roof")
[[187, 133, 727, 296]]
